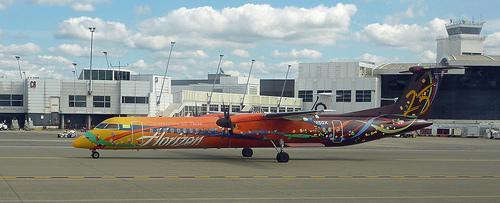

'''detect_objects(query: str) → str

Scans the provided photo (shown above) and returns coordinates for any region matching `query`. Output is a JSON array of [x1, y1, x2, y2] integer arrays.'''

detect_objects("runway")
[[0, 131, 500, 202]]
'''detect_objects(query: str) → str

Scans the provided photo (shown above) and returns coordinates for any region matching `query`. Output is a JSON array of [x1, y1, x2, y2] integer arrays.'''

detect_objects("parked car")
[[0, 122, 7, 130], [486, 128, 500, 139], [57, 130, 77, 138]]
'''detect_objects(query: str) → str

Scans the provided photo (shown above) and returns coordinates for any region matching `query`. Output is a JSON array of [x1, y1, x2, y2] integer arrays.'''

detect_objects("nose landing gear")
[[270, 139, 289, 163], [91, 150, 100, 159], [242, 148, 253, 157]]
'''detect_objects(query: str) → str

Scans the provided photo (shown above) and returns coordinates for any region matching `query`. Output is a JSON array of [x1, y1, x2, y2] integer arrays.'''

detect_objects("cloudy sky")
[[0, 0, 499, 79]]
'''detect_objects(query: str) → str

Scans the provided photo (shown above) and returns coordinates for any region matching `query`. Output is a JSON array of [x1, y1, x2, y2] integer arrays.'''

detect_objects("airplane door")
[[331, 120, 343, 143], [130, 121, 144, 146]]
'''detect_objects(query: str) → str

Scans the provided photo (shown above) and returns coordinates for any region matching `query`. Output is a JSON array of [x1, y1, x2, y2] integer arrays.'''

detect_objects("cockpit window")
[[104, 124, 118, 129], [95, 123, 108, 129]]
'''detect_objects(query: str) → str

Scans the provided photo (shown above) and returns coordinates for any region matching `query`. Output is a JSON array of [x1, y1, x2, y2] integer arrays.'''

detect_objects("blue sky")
[[0, 0, 499, 79]]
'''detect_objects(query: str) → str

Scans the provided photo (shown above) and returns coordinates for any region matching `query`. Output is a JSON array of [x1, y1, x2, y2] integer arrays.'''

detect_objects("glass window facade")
[[0, 94, 23, 106], [381, 67, 500, 120], [355, 90, 371, 102], [93, 96, 111, 108], [336, 90, 351, 102], [298, 90, 313, 102], [69, 95, 86, 107], [121, 96, 149, 104]]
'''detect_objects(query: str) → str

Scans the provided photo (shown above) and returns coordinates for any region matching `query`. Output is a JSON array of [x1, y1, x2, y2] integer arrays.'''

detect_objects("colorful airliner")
[[73, 66, 446, 162]]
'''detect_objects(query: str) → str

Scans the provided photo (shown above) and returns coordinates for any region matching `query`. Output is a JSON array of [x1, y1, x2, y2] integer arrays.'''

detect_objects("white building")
[[0, 69, 172, 129], [436, 19, 485, 63], [295, 61, 379, 113]]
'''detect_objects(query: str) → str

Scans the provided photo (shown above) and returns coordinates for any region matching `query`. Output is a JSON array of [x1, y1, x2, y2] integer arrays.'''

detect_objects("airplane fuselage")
[[72, 114, 432, 150]]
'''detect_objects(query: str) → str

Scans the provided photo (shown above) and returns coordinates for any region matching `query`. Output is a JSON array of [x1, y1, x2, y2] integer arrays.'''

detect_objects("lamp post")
[[240, 59, 255, 110], [88, 27, 95, 95], [15, 56, 22, 79], [103, 51, 110, 80], [208, 54, 224, 106], [72, 63, 78, 80], [157, 41, 175, 105], [277, 64, 291, 108]]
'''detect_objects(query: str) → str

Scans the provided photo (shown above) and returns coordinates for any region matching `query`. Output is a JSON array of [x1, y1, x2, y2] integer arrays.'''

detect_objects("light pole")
[[103, 51, 110, 80], [157, 41, 175, 105], [15, 56, 22, 79], [72, 70, 76, 81], [22, 71, 26, 79], [208, 54, 224, 106], [88, 27, 95, 95], [240, 59, 255, 110], [72, 63, 78, 80], [277, 64, 291, 108]]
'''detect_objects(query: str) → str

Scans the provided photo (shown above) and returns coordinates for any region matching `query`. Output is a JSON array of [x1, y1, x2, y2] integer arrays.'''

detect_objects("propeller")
[[216, 102, 234, 134]]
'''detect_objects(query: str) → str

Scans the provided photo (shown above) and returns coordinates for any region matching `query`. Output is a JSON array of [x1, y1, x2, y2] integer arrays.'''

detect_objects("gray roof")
[[374, 63, 435, 75]]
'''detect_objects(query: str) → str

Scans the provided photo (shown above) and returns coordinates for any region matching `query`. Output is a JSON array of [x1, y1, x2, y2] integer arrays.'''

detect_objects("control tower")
[[436, 19, 486, 63]]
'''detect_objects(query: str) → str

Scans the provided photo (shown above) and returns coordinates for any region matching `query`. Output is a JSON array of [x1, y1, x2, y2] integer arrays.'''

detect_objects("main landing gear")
[[271, 139, 289, 163], [91, 150, 100, 159], [242, 148, 253, 157]]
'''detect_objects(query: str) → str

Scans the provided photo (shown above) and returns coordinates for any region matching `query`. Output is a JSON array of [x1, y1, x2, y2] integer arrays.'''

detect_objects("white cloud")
[[129, 59, 150, 70], [55, 16, 129, 42], [49, 43, 89, 57], [485, 32, 500, 48], [138, 3, 357, 46], [359, 53, 387, 64], [126, 33, 174, 50], [134, 4, 151, 16], [0, 55, 65, 79], [418, 50, 436, 62], [32, 0, 106, 12], [0, 42, 41, 55], [37, 55, 72, 65], [232, 49, 250, 58], [384, 1, 427, 24], [155, 49, 208, 59], [0, 0, 13, 11], [358, 18, 447, 52], [273, 48, 322, 59], [71, 2, 94, 12]]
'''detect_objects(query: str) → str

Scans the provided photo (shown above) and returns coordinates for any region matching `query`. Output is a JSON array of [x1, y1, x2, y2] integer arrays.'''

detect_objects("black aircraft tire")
[[276, 152, 289, 163], [91, 151, 100, 159], [242, 148, 253, 157]]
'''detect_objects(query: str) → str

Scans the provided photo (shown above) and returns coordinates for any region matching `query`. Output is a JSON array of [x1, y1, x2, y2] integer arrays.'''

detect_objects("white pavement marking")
[[0, 156, 70, 159], [0, 146, 72, 149], [0, 139, 73, 142], [1, 195, 500, 202], [396, 159, 500, 162]]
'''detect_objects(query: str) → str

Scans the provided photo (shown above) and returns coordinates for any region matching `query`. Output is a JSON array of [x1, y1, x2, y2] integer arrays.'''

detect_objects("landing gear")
[[91, 150, 100, 159], [276, 152, 289, 163], [270, 139, 289, 163], [242, 148, 253, 157]]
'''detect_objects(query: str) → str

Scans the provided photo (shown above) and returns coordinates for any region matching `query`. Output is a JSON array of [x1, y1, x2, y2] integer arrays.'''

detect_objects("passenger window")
[[120, 124, 131, 130]]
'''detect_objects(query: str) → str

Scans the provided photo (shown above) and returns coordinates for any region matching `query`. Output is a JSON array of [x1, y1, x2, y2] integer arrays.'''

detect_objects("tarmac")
[[0, 130, 499, 202]]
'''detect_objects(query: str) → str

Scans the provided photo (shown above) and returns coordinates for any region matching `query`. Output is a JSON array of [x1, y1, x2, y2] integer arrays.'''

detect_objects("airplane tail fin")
[[391, 66, 442, 118], [339, 66, 459, 119]]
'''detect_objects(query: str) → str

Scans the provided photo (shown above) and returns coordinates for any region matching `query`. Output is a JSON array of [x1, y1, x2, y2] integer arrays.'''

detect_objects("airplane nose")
[[72, 135, 96, 149]]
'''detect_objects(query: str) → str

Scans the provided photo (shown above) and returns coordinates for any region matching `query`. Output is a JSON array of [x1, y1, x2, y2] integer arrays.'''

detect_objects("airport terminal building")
[[297, 20, 500, 136], [0, 69, 172, 129]]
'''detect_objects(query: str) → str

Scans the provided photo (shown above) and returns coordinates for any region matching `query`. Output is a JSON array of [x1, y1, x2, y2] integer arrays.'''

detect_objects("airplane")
[[73, 66, 446, 163]]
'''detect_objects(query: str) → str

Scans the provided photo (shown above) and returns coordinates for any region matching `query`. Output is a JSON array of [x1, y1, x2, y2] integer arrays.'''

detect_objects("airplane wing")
[[263, 110, 322, 120]]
